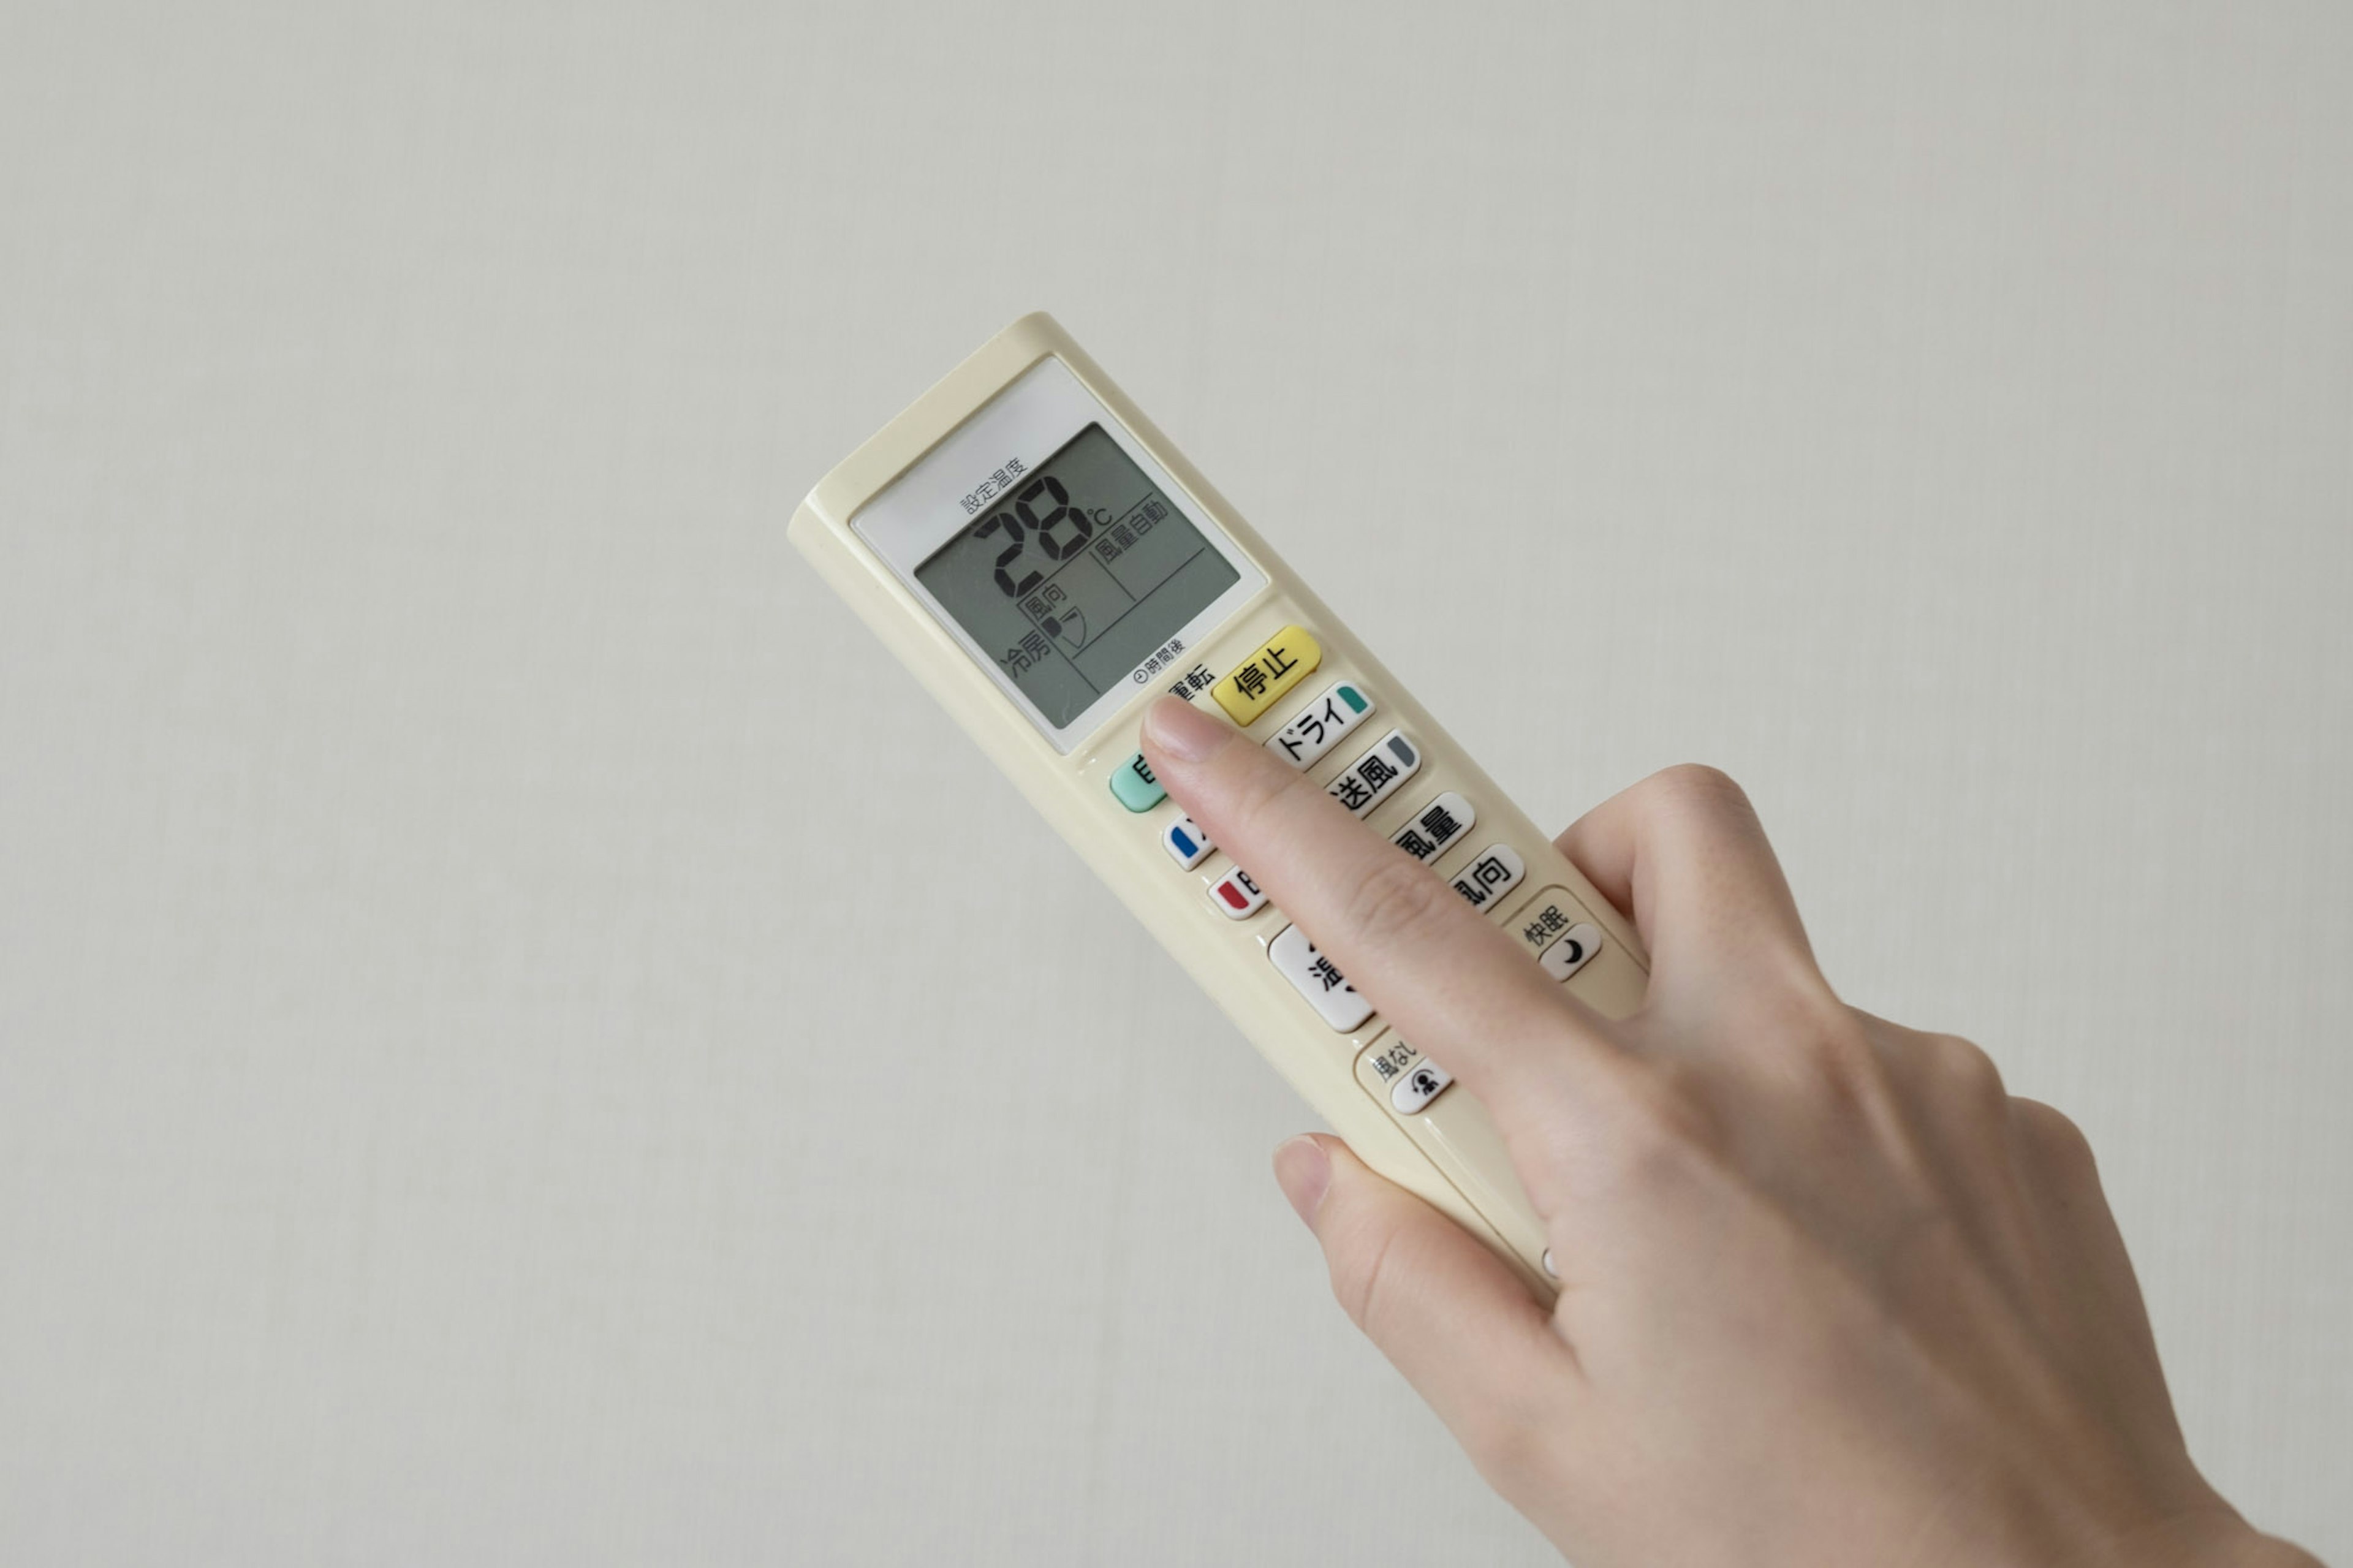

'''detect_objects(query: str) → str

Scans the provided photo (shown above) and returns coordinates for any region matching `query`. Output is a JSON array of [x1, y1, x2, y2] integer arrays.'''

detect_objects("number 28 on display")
[[972, 477, 1094, 597]]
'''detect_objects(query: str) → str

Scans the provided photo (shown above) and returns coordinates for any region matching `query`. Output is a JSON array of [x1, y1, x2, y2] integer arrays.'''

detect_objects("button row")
[[1112, 638, 1562, 1037]]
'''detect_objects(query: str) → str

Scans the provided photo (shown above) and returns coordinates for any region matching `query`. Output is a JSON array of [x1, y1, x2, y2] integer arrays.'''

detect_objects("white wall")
[[1, 2, 2345, 1562]]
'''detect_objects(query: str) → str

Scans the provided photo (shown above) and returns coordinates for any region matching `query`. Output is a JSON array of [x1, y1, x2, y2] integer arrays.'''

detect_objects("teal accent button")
[[1337, 683, 1369, 714], [1110, 751, 1166, 812]]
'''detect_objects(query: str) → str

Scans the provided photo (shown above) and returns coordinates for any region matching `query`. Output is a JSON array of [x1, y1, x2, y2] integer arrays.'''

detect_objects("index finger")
[[1139, 694, 1626, 1123]]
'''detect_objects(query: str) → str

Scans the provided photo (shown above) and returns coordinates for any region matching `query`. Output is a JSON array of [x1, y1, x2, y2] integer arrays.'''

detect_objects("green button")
[[1109, 751, 1166, 812], [1336, 683, 1368, 714]]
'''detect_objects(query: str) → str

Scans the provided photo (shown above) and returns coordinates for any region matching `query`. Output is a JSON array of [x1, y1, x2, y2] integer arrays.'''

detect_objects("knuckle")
[[1806, 1003, 1884, 1074], [2014, 1097, 2097, 1170], [1646, 762, 1755, 819], [1341, 850, 1457, 950], [1747, 991, 1884, 1101], [1770, 987, 1871, 1055], [1795, 1013, 1895, 1119], [1919, 1032, 2009, 1117]]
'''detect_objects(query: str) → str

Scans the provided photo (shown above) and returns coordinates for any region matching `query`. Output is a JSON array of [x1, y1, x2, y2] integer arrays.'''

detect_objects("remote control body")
[[790, 313, 1649, 1296]]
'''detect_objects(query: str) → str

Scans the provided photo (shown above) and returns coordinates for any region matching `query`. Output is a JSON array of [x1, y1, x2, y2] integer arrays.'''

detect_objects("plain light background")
[[2, 2, 2347, 1562]]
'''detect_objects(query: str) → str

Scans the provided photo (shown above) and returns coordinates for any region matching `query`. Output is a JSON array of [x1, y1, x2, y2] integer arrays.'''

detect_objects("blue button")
[[1163, 815, 1214, 869], [1110, 751, 1165, 812]]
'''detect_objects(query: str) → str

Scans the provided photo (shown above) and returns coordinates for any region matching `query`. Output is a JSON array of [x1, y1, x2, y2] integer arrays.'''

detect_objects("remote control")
[[790, 313, 1650, 1295]]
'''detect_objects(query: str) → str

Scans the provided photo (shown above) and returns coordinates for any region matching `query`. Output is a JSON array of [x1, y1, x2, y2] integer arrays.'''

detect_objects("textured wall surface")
[[2, 3, 2346, 1562]]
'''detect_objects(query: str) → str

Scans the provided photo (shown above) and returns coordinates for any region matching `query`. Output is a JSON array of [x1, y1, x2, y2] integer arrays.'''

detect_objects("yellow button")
[[1213, 624, 1322, 726]]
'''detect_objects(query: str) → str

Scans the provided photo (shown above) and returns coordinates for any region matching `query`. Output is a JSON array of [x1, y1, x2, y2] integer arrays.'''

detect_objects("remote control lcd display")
[[915, 424, 1240, 730]]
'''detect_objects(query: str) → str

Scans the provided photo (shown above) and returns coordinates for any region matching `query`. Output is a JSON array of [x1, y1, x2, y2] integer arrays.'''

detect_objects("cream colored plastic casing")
[[789, 312, 1648, 1298]]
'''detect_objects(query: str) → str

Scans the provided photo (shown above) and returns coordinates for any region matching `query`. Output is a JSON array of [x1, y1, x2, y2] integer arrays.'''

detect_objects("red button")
[[1208, 866, 1267, 919]]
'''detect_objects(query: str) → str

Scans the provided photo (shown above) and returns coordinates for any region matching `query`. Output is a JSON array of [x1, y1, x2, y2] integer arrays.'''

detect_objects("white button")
[[1163, 816, 1214, 870], [1207, 865, 1268, 919], [1265, 681, 1375, 769], [1327, 729, 1420, 817], [1542, 1249, 1559, 1280], [1390, 1057, 1453, 1113], [1268, 923, 1376, 1031], [1449, 844, 1526, 911], [1539, 922, 1605, 982], [1390, 792, 1475, 862]]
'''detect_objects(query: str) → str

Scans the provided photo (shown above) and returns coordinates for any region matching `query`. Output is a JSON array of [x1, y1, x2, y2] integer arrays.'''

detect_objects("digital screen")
[[914, 424, 1240, 730]]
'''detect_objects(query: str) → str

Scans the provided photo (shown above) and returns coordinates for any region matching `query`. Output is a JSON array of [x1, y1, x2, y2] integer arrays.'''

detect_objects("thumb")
[[1273, 1135, 1580, 1462]]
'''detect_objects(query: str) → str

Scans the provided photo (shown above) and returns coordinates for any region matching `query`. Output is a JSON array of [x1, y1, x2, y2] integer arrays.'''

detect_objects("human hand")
[[1139, 695, 2319, 1568]]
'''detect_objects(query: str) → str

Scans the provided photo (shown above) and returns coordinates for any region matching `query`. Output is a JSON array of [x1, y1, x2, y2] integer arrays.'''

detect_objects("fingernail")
[[1272, 1135, 1332, 1228], [1141, 694, 1234, 763]]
